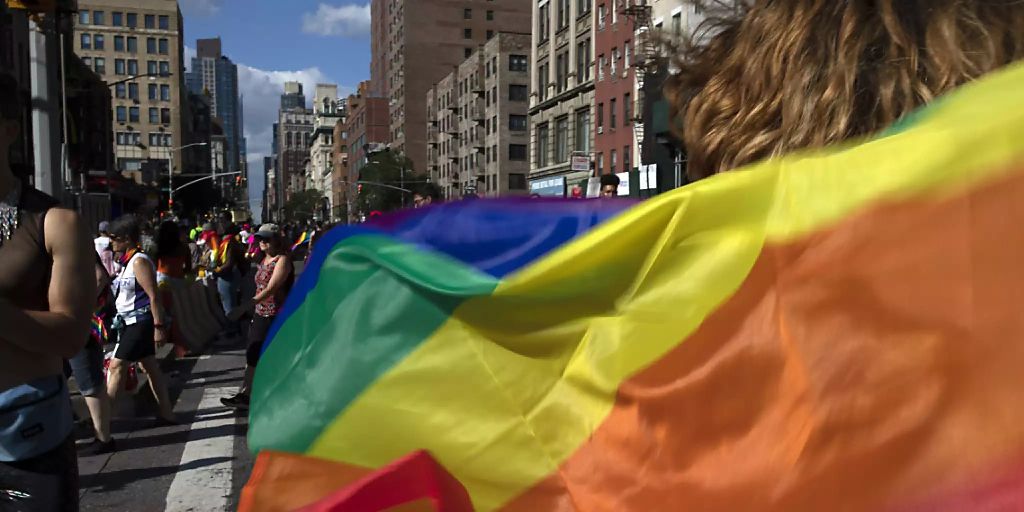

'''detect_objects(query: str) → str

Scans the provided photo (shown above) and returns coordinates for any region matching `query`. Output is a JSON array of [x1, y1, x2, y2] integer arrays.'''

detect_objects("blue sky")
[[179, 0, 370, 172]]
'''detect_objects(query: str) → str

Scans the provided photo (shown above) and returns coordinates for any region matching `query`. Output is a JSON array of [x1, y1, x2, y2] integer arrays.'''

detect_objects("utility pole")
[[29, 13, 63, 200]]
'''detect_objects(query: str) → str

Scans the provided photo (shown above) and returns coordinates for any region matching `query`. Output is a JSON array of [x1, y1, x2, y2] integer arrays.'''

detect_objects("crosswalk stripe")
[[164, 387, 238, 512]]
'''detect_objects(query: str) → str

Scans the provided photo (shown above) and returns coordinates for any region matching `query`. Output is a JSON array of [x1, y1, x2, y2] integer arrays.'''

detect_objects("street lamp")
[[167, 142, 209, 211], [105, 71, 173, 88]]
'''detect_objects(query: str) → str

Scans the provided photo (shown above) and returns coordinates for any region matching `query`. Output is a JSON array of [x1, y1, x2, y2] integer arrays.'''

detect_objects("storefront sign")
[[529, 176, 566, 197], [571, 155, 591, 172]]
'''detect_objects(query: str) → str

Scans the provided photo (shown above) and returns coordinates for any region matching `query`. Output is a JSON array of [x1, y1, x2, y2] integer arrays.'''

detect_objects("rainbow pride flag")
[[291, 230, 313, 252], [241, 62, 1024, 511]]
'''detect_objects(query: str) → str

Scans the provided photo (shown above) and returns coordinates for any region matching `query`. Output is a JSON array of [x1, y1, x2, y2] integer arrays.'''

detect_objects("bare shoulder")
[[43, 208, 89, 255]]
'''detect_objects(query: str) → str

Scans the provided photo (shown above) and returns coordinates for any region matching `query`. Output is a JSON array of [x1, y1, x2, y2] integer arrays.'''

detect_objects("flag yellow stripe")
[[308, 62, 1024, 510]]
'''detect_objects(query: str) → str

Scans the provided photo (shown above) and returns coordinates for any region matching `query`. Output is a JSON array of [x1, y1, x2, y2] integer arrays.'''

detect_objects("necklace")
[[0, 177, 20, 248]]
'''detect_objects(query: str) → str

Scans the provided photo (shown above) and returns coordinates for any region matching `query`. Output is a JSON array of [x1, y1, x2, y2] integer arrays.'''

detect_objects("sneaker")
[[220, 393, 250, 410], [80, 438, 116, 456]]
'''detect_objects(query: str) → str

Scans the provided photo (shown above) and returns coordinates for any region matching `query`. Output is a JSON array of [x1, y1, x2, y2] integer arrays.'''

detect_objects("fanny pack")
[[111, 306, 152, 331], [0, 376, 72, 462]]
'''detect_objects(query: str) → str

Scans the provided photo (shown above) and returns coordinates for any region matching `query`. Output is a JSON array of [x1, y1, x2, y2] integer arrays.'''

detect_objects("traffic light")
[[357, 184, 363, 193], [235, 175, 242, 186]]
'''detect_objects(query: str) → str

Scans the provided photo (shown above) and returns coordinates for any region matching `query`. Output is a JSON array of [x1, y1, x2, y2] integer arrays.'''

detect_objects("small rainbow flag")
[[241, 62, 1024, 511], [291, 231, 313, 252]]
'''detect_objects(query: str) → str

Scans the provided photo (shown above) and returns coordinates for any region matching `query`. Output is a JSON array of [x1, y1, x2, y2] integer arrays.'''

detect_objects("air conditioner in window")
[[597, 126, 604, 134]]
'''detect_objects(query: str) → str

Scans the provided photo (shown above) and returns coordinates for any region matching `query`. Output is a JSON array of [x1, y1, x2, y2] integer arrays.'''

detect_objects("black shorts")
[[114, 314, 156, 362], [0, 435, 79, 511], [245, 315, 275, 367]]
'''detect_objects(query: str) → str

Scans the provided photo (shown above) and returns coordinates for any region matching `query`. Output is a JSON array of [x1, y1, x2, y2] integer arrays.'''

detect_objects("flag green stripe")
[[248, 234, 500, 454]]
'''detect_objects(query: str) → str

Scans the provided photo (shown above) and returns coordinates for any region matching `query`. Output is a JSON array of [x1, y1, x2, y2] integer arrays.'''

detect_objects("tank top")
[[254, 256, 284, 317], [113, 251, 153, 314]]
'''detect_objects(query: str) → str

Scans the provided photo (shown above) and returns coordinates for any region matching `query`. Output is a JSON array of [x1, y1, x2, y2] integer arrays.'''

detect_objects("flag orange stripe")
[[503, 164, 1024, 511], [238, 451, 373, 512]]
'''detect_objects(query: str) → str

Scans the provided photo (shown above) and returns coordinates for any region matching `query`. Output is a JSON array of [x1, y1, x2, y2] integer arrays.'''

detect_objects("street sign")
[[571, 155, 591, 172]]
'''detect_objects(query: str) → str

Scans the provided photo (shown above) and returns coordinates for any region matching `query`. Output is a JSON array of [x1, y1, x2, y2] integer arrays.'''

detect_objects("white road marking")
[[200, 355, 212, 360], [164, 387, 237, 512]]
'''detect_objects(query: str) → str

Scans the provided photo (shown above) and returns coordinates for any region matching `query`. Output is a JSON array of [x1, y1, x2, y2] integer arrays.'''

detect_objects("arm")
[[95, 259, 110, 300], [253, 257, 293, 303], [133, 256, 167, 343], [0, 209, 96, 358]]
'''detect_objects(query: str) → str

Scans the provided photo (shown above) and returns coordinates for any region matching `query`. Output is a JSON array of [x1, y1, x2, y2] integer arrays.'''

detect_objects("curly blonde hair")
[[665, 0, 1024, 180]]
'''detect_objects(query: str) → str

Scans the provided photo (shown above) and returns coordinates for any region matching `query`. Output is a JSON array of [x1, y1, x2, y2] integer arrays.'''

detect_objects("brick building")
[[594, 0, 635, 193]]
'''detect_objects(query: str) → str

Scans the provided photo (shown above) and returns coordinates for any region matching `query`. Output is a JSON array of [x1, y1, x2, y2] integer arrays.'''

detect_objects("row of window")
[[594, 145, 631, 174], [596, 93, 632, 129], [538, 0, 592, 42], [82, 56, 170, 77], [112, 82, 171, 101], [78, 10, 170, 30], [597, 41, 631, 81], [536, 38, 592, 102], [80, 34, 169, 55], [535, 108, 592, 168], [115, 106, 171, 125]]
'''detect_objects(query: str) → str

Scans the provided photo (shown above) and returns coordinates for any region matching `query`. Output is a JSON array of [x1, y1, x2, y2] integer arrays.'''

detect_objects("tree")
[[284, 189, 325, 223], [356, 150, 423, 215]]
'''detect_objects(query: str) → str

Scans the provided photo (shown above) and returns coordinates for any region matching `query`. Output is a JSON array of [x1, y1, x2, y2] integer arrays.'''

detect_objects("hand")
[[154, 326, 168, 345]]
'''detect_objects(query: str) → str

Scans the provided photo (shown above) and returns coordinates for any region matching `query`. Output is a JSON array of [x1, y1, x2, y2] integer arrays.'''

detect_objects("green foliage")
[[356, 150, 421, 214], [284, 189, 326, 223]]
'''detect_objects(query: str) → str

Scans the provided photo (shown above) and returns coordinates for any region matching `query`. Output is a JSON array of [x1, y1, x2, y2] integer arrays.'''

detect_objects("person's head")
[[666, 0, 1024, 180], [108, 214, 144, 253], [413, 182, 442, 208], [98, 221, 111, 237], [0, 74, 20, 172], [600, 174, 621, 198], [254, 224, 285, 256], [156, 220, 181, 257]]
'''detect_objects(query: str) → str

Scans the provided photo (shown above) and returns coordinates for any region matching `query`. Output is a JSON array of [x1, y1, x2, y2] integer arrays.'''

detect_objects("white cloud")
[[301, 3, 371, 38], [180, 0, 221, 17], [237, 64, 328, 162]]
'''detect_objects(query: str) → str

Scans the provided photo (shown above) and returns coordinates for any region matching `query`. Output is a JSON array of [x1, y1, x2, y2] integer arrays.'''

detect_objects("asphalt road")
[[75, 337, 255, 512]]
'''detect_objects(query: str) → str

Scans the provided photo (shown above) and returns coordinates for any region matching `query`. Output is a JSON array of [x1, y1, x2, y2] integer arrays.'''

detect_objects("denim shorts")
[[68, 341, 105, 396]]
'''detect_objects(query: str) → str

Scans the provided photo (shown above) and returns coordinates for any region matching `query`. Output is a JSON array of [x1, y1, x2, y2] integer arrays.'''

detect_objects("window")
[[623, 145, 631, 171], [128, 82, 138, 100], [465, 47, 472, 58], [610, 149, 617, 173], [598, 4, 606, 29], [509, 173, 527, 190], [509, 144, 527, 161], [624, 93, 631, 122], [126, 13, 137, 28], [127, 37, 138, 53], [116, 106, 126, 122], [464, 28, 472, 39], [555, 53, 566, 93], [112, 12, 123, 26], [158, 15, 169, 30], [158, 38, 168, 55], [672, 12, 682, 35], [509, 115, 527, 131], [94, 57, 105, 75], [598, 54, 605, 80], [597, 152, 604, 173], [486, 29, 494, 39], [578, 0, 591, 17], [93, 11, 104, 25], [147, 37, 156, 54], [555, 116, 569, 163], [148, 83, 158, 100], [149, 107, 159, 123], [159, 61, 170, 75], [509, 84, 528, 101], [596, 102, 604, 129], [558, 0, 570, 29], [536, 123, 549, 167], [509, 54, 528, 72], [624, 40, 631, 68], [611, 46, 618, 75], [576, 38, 591, 82], [128, 59, 138, 75], [93, 34, 104, 50], [610, 98, 617, 128], [575, 108, 591, 153], [115, 59, 126, 75], [79, 10, 90, 25], [115, 83, 126, 99], [82, 57, 91, 66], [114, 36, 125, 52], [160, 108, 170, 125], [129, 106, 139, 123], [539, 3, 549, 41], [80, 34, 91, 50], [160, 84, 170, 101], [486, 10, 494, 20], [144, 14, 155, 29], [464, 8, 472, 19], [538, 62, 549, 101], [147, 60, 157, 74]]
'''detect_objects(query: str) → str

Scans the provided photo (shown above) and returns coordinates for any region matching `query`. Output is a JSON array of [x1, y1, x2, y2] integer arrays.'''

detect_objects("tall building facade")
[[308, 84, 345, 221], [275, 81, 314, 212], [339, 80, 389, 222], [528, 0, 595, 197], [74, 0, 192, 182], [369, 0, 389, 99], [185, 37, 242, 176], [427, 32, 532, 199], [594, 0, 636, 193], [372, 0, 532, 174]]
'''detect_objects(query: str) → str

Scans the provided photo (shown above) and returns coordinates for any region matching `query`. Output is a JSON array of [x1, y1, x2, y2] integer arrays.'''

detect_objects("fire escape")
[[620, 0, 656, 164]]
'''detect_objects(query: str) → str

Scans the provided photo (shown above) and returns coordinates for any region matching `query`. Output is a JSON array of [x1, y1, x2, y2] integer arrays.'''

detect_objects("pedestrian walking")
[[94, 220, 116, 276], [211, 222, 242, 318], [0, 74, 95, 511], [68, 259, 116, 455], [222, 224, 293, 410], [106, 215, 177, 425]]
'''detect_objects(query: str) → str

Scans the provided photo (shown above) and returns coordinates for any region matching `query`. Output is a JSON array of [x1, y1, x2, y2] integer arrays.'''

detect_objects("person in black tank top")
[[0, 75, 96, 510]]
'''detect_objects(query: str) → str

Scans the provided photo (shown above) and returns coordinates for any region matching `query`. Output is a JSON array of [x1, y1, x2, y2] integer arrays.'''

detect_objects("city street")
[[74, 338, 254, 512]]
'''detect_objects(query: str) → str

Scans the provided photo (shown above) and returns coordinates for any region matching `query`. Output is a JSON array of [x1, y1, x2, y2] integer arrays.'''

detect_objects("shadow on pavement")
[[79, 456, 234, 493]]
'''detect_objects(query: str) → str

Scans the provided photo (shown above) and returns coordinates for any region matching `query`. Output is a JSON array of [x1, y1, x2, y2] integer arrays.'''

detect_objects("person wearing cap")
[[222, 224, 293, 410], [95, 221, 116, 276]]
